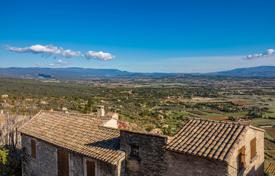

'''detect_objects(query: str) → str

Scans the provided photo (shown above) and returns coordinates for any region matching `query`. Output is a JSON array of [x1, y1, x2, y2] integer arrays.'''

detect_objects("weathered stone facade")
[[22, 135, 58, 176], [21, 134, 118, 176], [120, 130, 168, 176], [227, 126, 265, 176]]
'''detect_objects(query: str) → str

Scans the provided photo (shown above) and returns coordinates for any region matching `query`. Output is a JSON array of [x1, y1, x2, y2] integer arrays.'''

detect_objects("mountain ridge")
[[206, 66, 275, 78], [0, 66, 274, 79]]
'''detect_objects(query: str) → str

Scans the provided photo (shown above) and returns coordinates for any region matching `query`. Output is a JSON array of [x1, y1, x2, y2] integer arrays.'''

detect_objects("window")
[[86, 160, 96, 176], [31, 139, 36, 159], [237, 146, 246, 174], [130, 144, 139, 159], [250, 138, 256, 160], [57, 149, 69, 176]]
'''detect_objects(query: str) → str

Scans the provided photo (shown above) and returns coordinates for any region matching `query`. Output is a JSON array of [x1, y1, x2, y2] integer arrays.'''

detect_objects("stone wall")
[[164, 151, 228, 176], [69, 152, 84, 176], [98, 160, 117, 176], [21, 134, 118, 176], [120, 130, 168, 176], [22, 135, 58, 176], [226, 127, 265, 176]]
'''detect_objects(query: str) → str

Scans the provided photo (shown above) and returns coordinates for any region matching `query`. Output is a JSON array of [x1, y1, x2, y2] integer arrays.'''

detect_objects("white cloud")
[[7, 44, 115, 61], [266, 48, 275, 56], [84, 51, 114, 61], [7, 44, 80, 58], [244, 48, 275, 60]]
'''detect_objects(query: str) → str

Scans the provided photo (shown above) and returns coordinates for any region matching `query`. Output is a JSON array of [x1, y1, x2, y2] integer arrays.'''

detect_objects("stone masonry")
[[21, 134, 117, 176], [120, 130, 168, 176], [227, 126, 265, 176]]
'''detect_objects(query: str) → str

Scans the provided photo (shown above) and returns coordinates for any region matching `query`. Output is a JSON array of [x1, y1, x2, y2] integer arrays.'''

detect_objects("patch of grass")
[[251, 118, 275, 126]]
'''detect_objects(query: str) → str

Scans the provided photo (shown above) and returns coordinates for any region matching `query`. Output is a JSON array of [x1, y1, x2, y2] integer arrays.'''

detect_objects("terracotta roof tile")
[[166, 119, 246, 161], [266, 163, 275, 175], [19, 111, 125, 165]]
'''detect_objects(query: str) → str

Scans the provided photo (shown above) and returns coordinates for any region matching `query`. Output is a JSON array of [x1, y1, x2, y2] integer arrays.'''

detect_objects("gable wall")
[[22, 134, 58, 176], [226, 127, 265, 176], [21, 134, 117, 176]]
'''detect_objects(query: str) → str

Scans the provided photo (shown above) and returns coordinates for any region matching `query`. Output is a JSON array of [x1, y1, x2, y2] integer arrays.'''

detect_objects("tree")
[[0, 147, 22, 176], [247, 106, 266, 118], [0, 147, 8, 165], [83, 98, 93, 113]]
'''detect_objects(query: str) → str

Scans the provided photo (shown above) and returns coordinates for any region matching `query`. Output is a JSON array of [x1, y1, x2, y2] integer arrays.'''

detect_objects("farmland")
[[0, 76, 274, 162]]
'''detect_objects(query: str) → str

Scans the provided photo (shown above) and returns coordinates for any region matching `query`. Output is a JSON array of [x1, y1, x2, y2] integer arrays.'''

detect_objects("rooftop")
[[266, 163, 275, 175], [166, 119, 249, 162], [19, 111, 125, 165], [19, 111, 264, 165]]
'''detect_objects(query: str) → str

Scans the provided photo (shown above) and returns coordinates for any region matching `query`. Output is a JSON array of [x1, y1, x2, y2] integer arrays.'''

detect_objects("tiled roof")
[[19, 111, 125, 165], [266, 163, 275, 175], [166, 119, 246, 161]]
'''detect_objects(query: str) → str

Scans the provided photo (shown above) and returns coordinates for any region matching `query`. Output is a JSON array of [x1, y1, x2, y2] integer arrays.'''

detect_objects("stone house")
[[19, 110, 264, 176], [19, 110, 125, 176]]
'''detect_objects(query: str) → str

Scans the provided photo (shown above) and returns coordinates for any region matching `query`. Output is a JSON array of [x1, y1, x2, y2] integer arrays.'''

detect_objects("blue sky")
[[0, 0, 275, 73]]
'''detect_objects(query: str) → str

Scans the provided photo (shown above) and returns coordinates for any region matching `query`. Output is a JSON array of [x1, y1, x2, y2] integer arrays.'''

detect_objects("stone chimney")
[[62, 107, 68, 113], [97, 105, 105, 117]]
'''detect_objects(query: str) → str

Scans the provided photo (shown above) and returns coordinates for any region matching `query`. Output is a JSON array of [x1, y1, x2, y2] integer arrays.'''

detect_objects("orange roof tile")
[[19, 111, 125, 165], [166, 119, 247, 161], [266, 163, 275, 175]]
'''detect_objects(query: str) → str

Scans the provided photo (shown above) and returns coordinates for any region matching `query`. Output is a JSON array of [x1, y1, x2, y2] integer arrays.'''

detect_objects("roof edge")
[[249, 125, 265, 132], [120, 129, 168, 139], [18, 110, 44, 133], [165, 148, 228, 163]]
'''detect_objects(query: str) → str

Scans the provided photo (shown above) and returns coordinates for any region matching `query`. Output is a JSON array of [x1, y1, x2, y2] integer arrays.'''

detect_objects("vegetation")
[[0, 147, 8, 165], [0, 76, 274, 164], [0, 146, 21, 176]]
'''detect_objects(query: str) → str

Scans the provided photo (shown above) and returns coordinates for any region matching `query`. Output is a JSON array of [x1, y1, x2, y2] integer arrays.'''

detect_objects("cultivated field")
[[0, 76, 274, 163]]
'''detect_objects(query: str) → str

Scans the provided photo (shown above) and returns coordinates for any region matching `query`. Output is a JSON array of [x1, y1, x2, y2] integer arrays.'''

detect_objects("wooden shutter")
[[86, 160, 96, 176], [58, 149, 69, 176], [250, 138, 256, 159], [31, 139, 36, 159]]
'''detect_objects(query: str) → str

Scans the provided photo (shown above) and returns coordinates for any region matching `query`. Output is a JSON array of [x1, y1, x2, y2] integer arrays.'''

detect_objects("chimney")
[[97, 105, 105, 117], [62, 107, 68, 113]]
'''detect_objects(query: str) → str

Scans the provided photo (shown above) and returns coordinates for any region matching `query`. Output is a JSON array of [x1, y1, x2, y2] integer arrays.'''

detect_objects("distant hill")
[[207, 66, 275, 78], [0, 66, 274, 79], [0, 67, 182, 79], [0, 67, 132, 79]]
